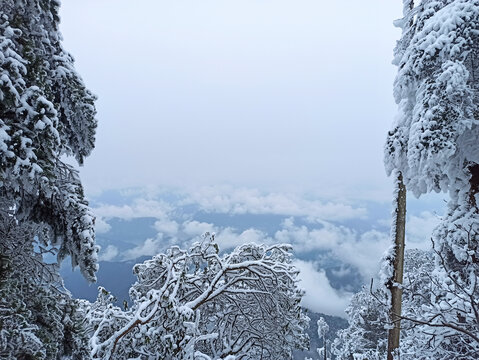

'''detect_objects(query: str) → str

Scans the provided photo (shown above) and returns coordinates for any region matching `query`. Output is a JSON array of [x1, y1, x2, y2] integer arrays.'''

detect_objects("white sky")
[[59, 0, 403, 201]]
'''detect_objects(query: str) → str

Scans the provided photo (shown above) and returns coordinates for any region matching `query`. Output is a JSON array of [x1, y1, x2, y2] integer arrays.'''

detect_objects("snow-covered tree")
[[385, 0, 479, 357], [334, 247, 478, 359], [386, 0, 479, 196], [332, 250, 435, 360], [83, 235, 309, 360], [331, 285, 389, 360], [399, 234, 479, 358], [316, 317, 330, 360], [0, 0, 98, 281], [0, 213, 90, 359], [317, 317, 329, 342], [370, 247, 478, 359], [0, 1, 98, 358]]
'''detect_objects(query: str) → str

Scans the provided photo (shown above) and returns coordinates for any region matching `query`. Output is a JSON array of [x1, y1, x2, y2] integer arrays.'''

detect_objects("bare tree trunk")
[[387, 172, 406, 360]]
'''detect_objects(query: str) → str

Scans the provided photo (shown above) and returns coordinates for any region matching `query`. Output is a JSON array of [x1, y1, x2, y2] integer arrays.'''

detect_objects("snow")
[[386, 0, 479, 197]]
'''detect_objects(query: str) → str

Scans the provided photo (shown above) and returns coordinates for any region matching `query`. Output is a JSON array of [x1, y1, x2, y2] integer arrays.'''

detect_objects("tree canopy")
[[83, 236, 309, 360]]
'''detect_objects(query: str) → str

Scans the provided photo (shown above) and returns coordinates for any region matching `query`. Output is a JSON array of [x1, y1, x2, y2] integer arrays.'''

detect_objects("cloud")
[[275, 217, 356, 253], [340, 230, 390, 279], [406, 211, 440, 250], [182, 186, 367, 221], [96, 199, 390, 282], [179, 220, 271, 251], [89, 187, 443, 301], [330, 265, 353, 278], [95, 217, 111, 234], [94, 199, 172, 220], [122, 238, 163, 260], [182, 220, 216, 237], [274, 218, 390, 280], [91, 187, 392, 285], [154, 218, 179, 236], [294, 259, 352, 317], [99, 245, 119, 262], [215, 228, 271, 250]]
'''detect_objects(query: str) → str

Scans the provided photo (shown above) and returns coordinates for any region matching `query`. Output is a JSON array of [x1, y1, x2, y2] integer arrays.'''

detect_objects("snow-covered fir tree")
[[0, 0, 98, 358], [82, 235, 309, 360], [0, 212, 90, 359], [0, 0, 98, 281], [316, 317, 330, 360], [385, 0, 479, 357]]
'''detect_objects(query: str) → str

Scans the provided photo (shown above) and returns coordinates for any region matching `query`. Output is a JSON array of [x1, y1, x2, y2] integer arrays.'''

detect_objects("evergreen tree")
[[0, 1, 98, 358], [0, 0, 98, 281], [316, 317, 330, 360], [0, 213, 90, 359], [386, 0, 479, 196], [385, 0, 479, 356]]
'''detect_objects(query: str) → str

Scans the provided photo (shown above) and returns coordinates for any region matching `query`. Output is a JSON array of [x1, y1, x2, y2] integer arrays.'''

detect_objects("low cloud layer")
[[275, 218, 390, 280], [90, 187, 444, 315], [95, 217, 112, 234], [294, 259, 352, 317], [94, 199, 172, 220], [122, 238, 163, 261], [98, 245, 119, 262], [182, 186, 368, 221]]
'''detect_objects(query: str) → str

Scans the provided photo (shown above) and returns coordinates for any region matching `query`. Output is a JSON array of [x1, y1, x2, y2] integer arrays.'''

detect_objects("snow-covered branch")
[[83, 234, 309, 359]]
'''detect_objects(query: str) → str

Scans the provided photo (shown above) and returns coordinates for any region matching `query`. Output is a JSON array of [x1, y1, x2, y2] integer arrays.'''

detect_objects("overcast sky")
[[59, 1, 403, 201]]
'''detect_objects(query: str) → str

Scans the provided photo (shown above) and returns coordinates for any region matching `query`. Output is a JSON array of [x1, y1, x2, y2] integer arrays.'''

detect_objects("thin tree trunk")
[[387, 172, 406, 360]]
